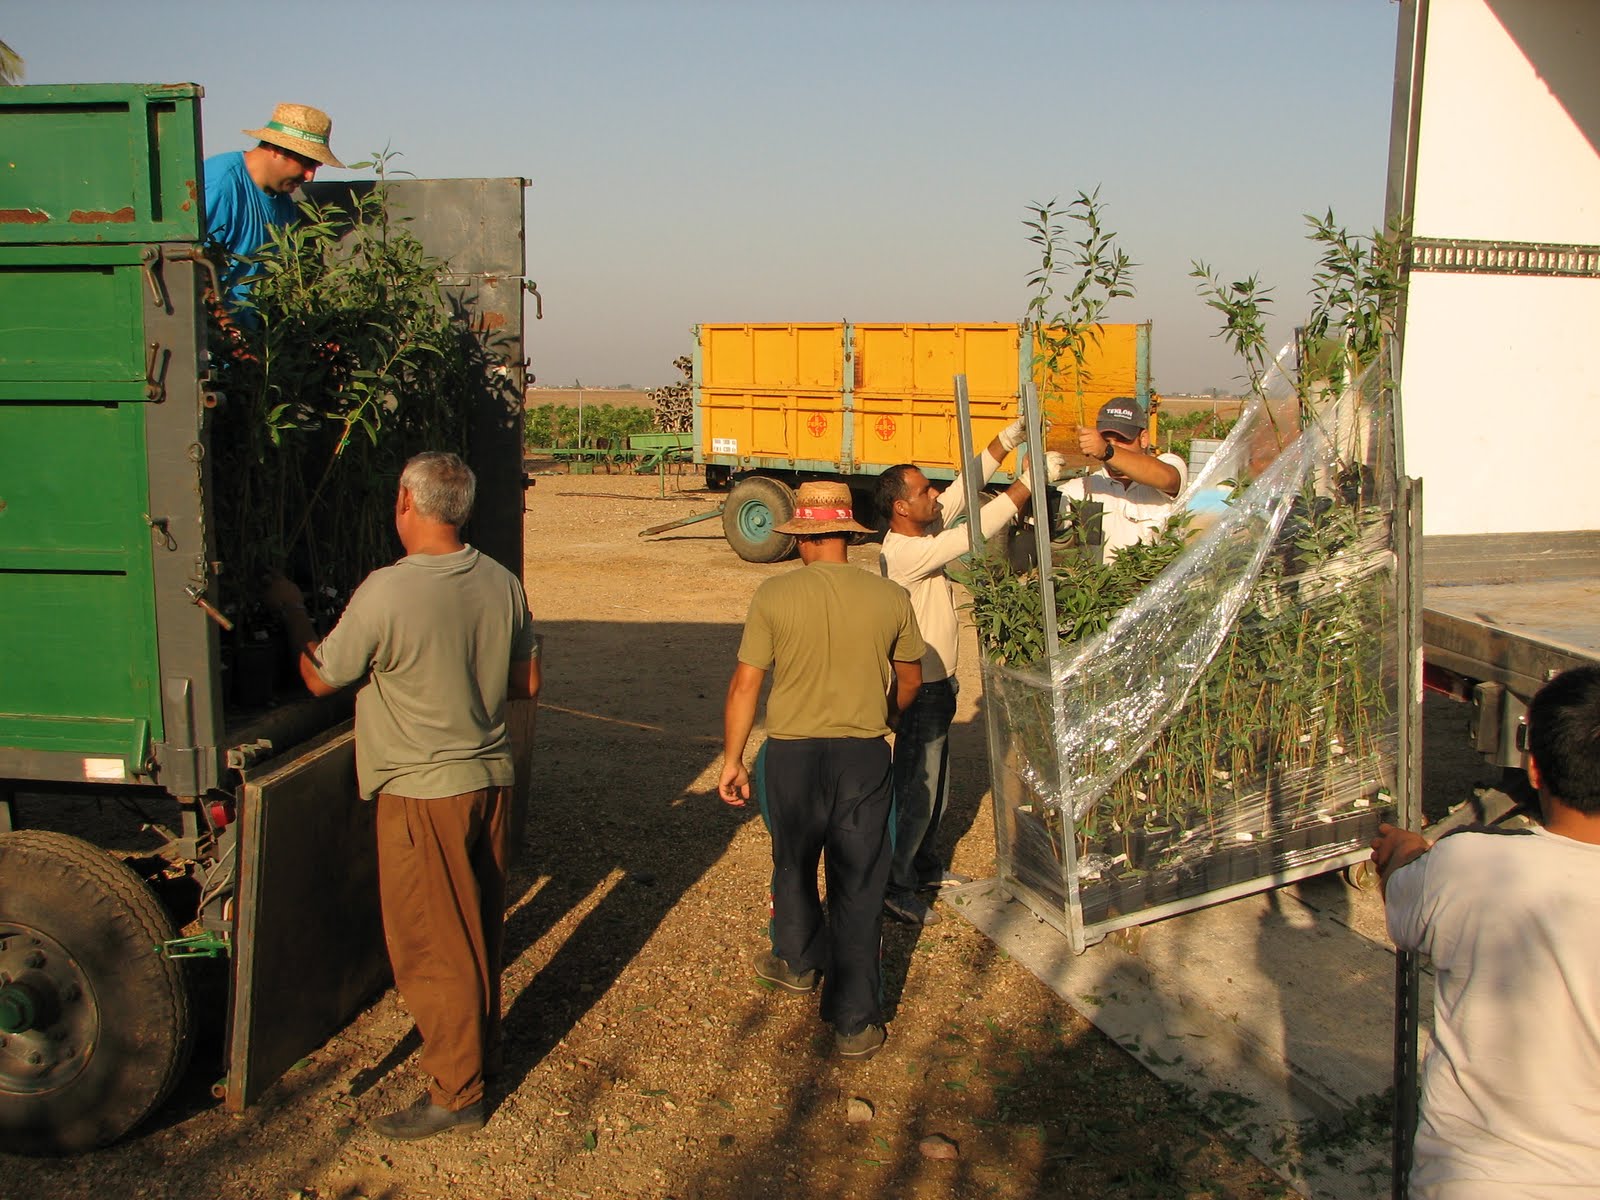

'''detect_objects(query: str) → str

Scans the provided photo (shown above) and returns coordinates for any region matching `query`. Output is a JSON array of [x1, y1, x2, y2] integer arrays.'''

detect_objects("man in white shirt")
[[874, 418, 1033, 926], [1372, 665, 1600, 1198], [1057, 397, 1186, 559]]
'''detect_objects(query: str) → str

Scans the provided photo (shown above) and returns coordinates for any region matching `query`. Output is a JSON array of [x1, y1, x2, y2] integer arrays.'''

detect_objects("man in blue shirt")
[[204, 102, 344, 314]]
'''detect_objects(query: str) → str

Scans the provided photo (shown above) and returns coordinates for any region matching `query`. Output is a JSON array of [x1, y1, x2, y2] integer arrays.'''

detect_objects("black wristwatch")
[[1096, 440, 1116, 462]]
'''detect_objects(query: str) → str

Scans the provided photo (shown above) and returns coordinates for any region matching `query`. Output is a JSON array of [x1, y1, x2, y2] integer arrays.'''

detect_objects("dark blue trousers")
[[756, 736, 892, 1037], [888, 679, 958, 899]]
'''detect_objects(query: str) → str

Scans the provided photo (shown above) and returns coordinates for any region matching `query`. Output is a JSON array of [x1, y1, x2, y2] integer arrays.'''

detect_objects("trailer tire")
[[0, 830, 194, 1155], [723, 476, 797, 563]]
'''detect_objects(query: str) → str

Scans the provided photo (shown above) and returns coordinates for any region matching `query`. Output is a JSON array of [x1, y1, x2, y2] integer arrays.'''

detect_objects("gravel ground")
[[3, 467, 1372, 1199]]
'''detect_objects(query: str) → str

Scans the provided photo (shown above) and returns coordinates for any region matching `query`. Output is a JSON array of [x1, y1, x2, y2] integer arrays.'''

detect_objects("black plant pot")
[[1145, 869, 1181, 907], [1229, 844, 1270, 886], [1326, 811, 1369, 850], [1141, 825, 1175, 864], [1108, 873, 1149, 918], [1278, 825, 1312, 862], [1078, 880, 1112, 926]]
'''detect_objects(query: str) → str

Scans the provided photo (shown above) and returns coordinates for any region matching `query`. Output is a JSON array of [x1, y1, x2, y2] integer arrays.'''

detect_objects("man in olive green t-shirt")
[[268, 452, 539, 1141], [719, 481, 923, 1061]]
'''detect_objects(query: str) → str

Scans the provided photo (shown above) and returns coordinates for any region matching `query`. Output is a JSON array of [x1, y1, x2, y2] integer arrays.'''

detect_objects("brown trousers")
[[376, 786, 510, 1110]]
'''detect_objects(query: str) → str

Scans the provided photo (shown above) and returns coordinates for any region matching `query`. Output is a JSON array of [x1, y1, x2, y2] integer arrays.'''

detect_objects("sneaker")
[[883, 893, 941, 926], [918, 870, 972, 891], [372, 1093, 486, 1141], [753, 950, 819, 994], [836, 1023, 887, 1061]]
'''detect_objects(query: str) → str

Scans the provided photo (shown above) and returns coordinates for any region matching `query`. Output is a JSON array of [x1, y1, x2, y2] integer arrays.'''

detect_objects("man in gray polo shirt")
[[268, 451, 539, 1140]]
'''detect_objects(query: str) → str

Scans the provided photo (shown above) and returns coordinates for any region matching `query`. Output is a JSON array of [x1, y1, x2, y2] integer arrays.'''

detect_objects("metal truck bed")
[[1425, 578, 1600, 695], [1422, 531, 1600, 698]]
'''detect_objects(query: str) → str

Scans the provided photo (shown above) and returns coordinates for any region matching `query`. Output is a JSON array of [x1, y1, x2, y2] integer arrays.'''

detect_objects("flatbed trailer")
[[1421, 535, 1600, 763]]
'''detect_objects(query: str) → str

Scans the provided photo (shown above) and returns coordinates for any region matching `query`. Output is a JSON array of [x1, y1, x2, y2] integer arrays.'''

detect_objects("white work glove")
[[1045, 450, 1068, 483], [998, 416, 1028, 452], [999, 415, 1051, 452], [1016, 447, 1039, 495]]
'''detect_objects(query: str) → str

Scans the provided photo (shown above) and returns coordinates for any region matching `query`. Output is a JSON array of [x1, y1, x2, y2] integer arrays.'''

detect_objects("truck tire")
[[723, 476, 797, 563], [0, 830, 194, 1155]]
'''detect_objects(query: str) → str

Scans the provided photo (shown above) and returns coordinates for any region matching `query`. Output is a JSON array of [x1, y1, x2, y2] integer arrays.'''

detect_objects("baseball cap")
[[1096, 398, 1146, 441]]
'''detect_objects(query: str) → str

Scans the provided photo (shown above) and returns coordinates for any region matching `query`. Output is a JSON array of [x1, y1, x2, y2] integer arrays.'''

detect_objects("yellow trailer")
[[694, 321, 1153, 561]]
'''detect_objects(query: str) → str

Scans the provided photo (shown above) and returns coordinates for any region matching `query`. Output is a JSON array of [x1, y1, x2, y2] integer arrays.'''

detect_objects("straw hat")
[[244, 103, 345, 169], [773, 480, 873, 535]]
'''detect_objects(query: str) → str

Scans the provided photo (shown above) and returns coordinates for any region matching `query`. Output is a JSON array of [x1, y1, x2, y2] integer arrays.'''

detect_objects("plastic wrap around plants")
[[975, 359, 1399, 934]]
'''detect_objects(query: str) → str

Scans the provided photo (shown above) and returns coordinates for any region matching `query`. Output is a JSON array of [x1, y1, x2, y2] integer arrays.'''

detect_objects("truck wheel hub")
[[738, 501, 773, 538], [0, 924, 97, 1094]]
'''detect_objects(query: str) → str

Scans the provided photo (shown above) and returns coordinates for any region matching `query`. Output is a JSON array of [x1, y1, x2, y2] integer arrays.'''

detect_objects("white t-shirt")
[[1385, 825, 1600, 1198], [879, 449, 1019, 683], [1056, 451, 1187, 557]]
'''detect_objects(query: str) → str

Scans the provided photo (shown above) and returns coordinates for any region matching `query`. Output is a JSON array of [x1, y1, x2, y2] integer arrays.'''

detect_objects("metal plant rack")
[[952, 377, 1420, 955]]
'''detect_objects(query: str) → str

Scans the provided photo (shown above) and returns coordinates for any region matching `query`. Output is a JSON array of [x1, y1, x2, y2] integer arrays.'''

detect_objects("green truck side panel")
[[0, 402, 162, 755], [0, 84, 205, 246], [0, 84, 190, 777], [0, 246, 153, 394]]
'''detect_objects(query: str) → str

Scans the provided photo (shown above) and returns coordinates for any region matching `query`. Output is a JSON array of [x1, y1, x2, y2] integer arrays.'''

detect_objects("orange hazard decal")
[[807, 413, 828, 438], [874, 416, 896, 441]]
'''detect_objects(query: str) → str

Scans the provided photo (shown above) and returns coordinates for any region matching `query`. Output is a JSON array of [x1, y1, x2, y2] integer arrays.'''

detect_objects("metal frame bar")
[[1392, 475, 1425, 1199], [840, 323, 856, 473], [1002, 843, 1379, 947], [146, 247, 226, 798], [1016, 381, 1086, 950], [953, 376, 984, 559], [1405, 237, 1600, 277]]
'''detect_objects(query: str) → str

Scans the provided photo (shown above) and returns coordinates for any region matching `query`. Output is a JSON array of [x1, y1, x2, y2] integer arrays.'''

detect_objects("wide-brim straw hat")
[[244, 103, 345, 169], [773, 480, 873, 535]]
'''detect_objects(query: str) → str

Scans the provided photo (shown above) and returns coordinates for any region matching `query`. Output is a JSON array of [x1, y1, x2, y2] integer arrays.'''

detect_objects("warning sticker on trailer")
[[712, 438, 738, 454]]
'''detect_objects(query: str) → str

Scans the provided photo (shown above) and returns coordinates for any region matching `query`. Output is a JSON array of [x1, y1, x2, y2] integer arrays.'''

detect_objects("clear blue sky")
[[8, 1, 1401, 393]]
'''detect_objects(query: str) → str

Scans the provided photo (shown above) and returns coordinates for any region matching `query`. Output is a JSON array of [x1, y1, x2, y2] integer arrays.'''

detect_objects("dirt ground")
[[6, 466, 1495, 1200]]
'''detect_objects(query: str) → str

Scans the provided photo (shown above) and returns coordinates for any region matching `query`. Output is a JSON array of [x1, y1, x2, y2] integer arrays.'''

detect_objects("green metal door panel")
[[0, 568, 156, 717], [0, 401, 151, 558], [0, 84, 204, 245], [0, 402, 162, 761], [0, 246, 152, 398]]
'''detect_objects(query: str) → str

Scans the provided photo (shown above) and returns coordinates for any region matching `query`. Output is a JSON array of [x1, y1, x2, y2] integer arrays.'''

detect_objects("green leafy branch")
[[1025, 189, 1136, 411], [1190, 263, 1275, 404], [208, 147, 484, 624]]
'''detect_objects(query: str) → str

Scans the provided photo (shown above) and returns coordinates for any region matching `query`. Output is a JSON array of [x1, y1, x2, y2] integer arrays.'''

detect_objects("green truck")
[[0, 84, 530, 1152]]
